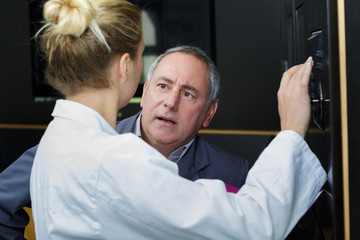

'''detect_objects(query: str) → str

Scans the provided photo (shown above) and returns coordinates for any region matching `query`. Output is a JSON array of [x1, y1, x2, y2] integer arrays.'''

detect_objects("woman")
[[30, 0, 325, 239]]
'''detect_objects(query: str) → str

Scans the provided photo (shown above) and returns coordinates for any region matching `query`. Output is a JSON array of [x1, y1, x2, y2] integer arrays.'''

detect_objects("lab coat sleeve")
[[236, 130, 326, 238], [96, 130, 326, 240]]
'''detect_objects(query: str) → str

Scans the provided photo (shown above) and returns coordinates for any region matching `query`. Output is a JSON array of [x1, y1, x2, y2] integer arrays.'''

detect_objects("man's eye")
[[159, 84, 166, 89], [184, 92, 194, 98]]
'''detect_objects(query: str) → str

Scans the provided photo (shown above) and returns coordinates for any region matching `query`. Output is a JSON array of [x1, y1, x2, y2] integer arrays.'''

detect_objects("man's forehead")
[[156, 52, 207, 74], [151, 52, 210, 89]]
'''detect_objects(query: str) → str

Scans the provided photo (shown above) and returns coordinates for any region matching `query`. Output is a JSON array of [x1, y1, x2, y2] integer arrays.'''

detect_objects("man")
[[0, 46, 248, 239]]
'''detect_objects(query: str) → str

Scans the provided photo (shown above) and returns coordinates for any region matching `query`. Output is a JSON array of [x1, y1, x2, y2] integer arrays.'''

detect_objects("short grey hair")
[[146, 45, 220, 109]]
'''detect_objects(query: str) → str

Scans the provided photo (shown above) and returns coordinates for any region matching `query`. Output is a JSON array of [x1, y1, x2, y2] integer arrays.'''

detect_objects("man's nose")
[[164, 91, 180, 110]]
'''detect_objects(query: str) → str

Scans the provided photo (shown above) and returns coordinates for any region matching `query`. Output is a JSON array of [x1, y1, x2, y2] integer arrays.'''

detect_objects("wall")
[[212, 0, 281, 130], [0, 1, 54, 125]]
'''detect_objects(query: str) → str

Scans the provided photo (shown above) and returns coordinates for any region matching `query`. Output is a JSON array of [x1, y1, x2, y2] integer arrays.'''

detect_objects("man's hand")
[[277, 57, 314, 138]]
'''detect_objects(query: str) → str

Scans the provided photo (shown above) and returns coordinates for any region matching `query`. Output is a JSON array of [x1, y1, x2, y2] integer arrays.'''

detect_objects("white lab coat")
[[30, 100, 326, 240]]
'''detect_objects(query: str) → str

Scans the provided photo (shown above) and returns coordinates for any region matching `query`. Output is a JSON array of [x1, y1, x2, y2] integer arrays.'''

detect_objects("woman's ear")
[[117, 53, 131, 80]]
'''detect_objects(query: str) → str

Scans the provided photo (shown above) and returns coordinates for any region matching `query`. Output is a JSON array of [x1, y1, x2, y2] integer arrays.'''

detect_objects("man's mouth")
[[157, 117, 176, 125]]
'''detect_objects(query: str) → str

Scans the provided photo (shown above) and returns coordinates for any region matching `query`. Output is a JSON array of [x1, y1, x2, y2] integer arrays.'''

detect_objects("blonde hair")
[[38, 0, 142, 95]]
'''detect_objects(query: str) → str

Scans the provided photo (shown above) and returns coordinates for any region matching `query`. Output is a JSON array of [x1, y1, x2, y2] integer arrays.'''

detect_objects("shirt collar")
[[52, 99, 118, 136], [134, 112, 194, 163], [134, 112, 142, 137], [168, 138, 195, 163]]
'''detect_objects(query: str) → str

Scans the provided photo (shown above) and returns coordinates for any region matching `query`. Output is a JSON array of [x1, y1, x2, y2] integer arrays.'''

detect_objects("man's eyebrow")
[[156, 77, 173, 84], [156, 77, 198, 93], [182, 84, 198, 93]]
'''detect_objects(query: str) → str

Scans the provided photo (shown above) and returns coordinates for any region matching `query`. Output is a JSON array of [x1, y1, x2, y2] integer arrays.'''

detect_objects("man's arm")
[[0, 145, 38, 240]]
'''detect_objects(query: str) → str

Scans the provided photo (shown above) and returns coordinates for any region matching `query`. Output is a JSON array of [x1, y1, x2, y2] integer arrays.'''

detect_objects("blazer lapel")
[[177, 136, 210, 181]]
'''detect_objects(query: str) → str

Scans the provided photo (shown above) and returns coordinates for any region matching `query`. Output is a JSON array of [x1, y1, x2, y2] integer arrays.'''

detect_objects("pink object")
[[225, 183, 239, 193]]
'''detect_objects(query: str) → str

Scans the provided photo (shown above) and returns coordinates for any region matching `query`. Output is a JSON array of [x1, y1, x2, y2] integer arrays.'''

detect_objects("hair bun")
[[44, 0, 95, 36]]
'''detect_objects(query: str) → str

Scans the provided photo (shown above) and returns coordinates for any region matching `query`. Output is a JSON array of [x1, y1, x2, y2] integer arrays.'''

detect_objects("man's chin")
[[155, 138, 176, 145], [151, 133, 178, 145]]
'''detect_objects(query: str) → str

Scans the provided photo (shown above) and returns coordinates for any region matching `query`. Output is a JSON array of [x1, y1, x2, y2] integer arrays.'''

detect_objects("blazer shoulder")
[[115, 112, 140, 134], [196, 136, 248, 164]]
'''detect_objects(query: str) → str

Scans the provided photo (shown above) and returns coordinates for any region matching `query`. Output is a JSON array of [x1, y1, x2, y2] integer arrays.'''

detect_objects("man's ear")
[[202, 99, 218, 128], [140, 80, 148, 108]]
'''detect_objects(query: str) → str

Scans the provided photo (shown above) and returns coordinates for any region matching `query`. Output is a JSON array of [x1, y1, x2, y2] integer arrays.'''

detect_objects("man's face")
[[140, 52, 217, 153]]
